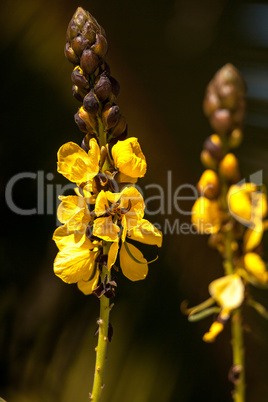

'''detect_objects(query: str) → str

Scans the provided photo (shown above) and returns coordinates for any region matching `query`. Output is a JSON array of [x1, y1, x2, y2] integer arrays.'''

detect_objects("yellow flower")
[[112, 137, 147, 178], [243, 220, 268, 252], [191, 197, 222, 234], [93, 187, 145, 242], [209, 274, 244, 317], [244, 252, 268, 284], [57, 138, 100, 185], [203, 274, 244, 342], [53, 195, 92, 250], [228, 183, 267, 227]]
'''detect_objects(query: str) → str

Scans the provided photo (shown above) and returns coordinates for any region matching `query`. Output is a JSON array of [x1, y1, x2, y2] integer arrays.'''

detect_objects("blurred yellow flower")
[[112, 137, 147, 178], [208, 274, 244, 317], [203, 274, 244, 342], [191, 197, 222, 234], [228, 183, 267, 227], [244, 252, 268, 284], [57, 138, 100, 185]]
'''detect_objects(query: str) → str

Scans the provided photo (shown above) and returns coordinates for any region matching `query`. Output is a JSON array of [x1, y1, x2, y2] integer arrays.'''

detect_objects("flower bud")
[[94, 74, 112, 101], [197, 170, 220, 199], [200, 150, 217, 170], [80, 48, 100, 75], [203, 134, 223, 160], [74, 111, 88, 133], [110, 76, 120, 98], [91, 32, 108, 59], [71, 34, 89, 57], [228, 129, 243, 149], [81, 20, 97, 44], [191, 197, 222, 234], [219, 153, 239, 181], [210, 108, 232, 135], [203, 87, 220, 117], [78, 106, 97, 132], [109, 115, 127, 137], [71, 66, 89, 89], [102, 104, 120, 129], [64, 42, 79, 64], [83, 90, 100, 115], [72, 85, 88, 102]]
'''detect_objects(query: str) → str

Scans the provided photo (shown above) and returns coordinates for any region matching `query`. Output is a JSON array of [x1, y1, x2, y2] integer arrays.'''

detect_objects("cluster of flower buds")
[[187, 64, 268, 345], [201, 64, 245, 172], [65, 7, 125, 143]]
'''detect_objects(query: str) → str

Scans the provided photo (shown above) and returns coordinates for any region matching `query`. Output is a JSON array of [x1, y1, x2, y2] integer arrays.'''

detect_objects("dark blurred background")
[[1, 0, 268, 401]]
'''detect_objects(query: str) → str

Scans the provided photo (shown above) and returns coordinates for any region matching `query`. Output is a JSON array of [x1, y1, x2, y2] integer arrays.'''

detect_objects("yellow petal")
[[203, 321, 224, 343], [244, 252, 268, 284], [127, 219, 162, 247], [57, 195, 87, 223], [112, 137, 147, 178], [93, 216, 120, 242], [54, 246, 95, 283], [119, 242, 148, 281], [208, 274, 244, 310], [77, 270, 100, 295], [57, 139, 99, 184], [107, 241, 119, 270], [243, 227, 263, 252], [191, 197, 222, 234], [53, 224, 93, 251], [120, 187, 145, 230]]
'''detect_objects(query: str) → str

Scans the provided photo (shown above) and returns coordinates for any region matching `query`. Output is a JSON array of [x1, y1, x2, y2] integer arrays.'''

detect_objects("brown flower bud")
[[91, 32, 108, 59], [72, 85, 88, 102], [210, 108, 232, 135], [94, 74, 112, 101], [109, 115, 127, 137], [64, 42, 79, 64], [80, 48, 100, 75], [71, 34, 89, 57], [79, 106, 97, 133], [110, 76, 120, 98], [203, 134, 223, 160], [71, 66, 89, 89], [200, 150, 217, 170], [83, 90, 100, 115], [81, 133, 96, 152], [102, 104, 120, 129], [203, 87, 220, 117], [74, 111, 88, 133], [81, 20, 97, 44]]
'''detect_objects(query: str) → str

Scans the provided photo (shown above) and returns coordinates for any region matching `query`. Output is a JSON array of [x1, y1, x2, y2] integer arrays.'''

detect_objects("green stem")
[[90, 242, 112, 401], [220, 142, 245, 401], [231, 309, 245, 402], [224, 225, 245, 402]]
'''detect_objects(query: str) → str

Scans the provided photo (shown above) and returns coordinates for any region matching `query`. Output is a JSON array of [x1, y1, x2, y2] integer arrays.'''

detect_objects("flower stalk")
[[186, 63, 268, 401], [53, 7, 162, 400], [90, 243, 111, 402]]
